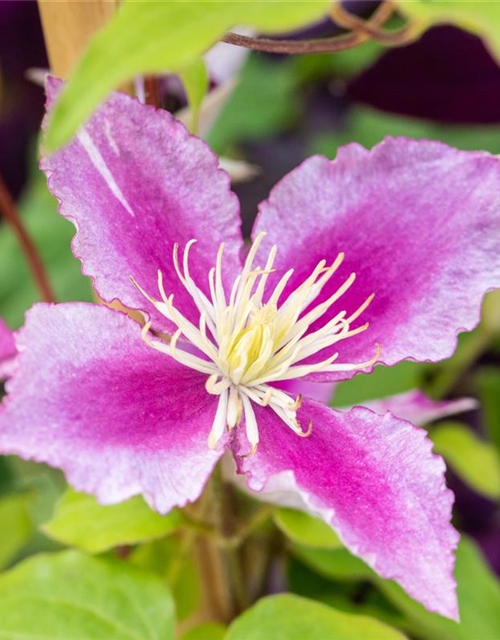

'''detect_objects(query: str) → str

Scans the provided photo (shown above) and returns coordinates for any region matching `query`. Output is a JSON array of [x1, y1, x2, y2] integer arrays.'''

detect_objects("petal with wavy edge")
[[253, 138, 500, 380], [235, 400, 459, 619], [0, 303, 221, 513], [41, 77, 243, 333]]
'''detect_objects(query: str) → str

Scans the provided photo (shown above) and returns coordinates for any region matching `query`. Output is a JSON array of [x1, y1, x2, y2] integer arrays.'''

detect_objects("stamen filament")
[[241, 393, 259, 456], [134, 233, 379, 451], [208, 389, 229, 449]]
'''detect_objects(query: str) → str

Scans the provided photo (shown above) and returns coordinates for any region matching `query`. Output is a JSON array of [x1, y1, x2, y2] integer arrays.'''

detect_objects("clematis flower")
[[1, 77, 500, 620]]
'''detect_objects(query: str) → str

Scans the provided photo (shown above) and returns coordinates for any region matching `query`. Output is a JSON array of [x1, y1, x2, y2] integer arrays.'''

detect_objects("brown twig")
[[330, 1, 421, 46], [0, 174, 55, 303], [144, 75, 162, 108], [222, 1, 395, 55], [211, 464, 249, 617], [222, 30, 366, 55]]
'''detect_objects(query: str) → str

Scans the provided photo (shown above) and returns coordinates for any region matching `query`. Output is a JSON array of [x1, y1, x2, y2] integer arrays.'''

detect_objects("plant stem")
[[166, 525, 198, 587], [144, 76, 162, 108], [222, 30, 368, 55], [0, 174, 55, 303], [232, 505, 273, 546], [222, 1, 398, 55], [170, 474, 271, 625], [330, 2, 421, 46], [172, 493, 232, 627], [211, 463, 249, 616], [224, 545, 249, 613]]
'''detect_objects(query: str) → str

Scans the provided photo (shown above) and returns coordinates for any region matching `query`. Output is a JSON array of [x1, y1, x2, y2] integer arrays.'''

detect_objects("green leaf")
[[293, 545, 375, 582], [430, 422, 500, 500], [295, 537, 500, 640], [0, 167, 93, 328], [45, 0, 329, 152], [240, 3, 331, 32], [180, 59, 209, 134], [379, 538, 500, 640], [397, 0, 500, 62], [43, 488, 181, 553], [287, 557, 406, 630], [0, 550, 175, 639], [0, 494, 33, 570], [226, 593, 406, 640], [208, 55, 299, 154], [274, 507, 342, 549], [182, 622, 226, 640]]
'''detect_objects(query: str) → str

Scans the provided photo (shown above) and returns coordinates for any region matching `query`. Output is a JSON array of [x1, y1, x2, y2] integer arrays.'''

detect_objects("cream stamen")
[[133, 232, 378, 456]]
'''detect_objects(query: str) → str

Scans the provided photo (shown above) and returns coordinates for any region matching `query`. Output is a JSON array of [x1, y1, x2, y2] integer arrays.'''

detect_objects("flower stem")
[[0, 173, 55, 303], [168, 496, 232, 629], [211, 463, 249, 616], [166, 524, 198, 587], [224, 545, 249, 614]]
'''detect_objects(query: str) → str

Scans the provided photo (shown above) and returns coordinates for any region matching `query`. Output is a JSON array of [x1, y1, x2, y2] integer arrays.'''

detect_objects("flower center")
[[132, 233, 379, 456]]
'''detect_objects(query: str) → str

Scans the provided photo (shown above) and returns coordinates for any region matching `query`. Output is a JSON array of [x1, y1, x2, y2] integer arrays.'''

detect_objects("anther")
[[240, 442, 259, 458], [133, 235, 378, 452], [295, 419, 313, 438]]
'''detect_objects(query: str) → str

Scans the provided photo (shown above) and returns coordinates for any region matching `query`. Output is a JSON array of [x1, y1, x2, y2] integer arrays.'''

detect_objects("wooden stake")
[[37, 0, 119, 79]]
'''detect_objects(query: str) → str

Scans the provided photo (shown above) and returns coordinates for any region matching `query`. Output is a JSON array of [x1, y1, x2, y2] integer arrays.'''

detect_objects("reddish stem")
[[222, 0, 397, 55], [0, 174, 55, 303], [144, 75, 162, 108], [330, 2, 419, 46], [222, 30, 367, 54]]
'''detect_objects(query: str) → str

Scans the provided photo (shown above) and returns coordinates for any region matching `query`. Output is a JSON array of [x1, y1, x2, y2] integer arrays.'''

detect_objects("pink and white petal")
[[0, 317, 16, 379], [42, 77, 243, 332], [235, 400, 459, 619], [253, 138, 500, 380], [360, 390, 477, 426], [0, 303, 221, 513]]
